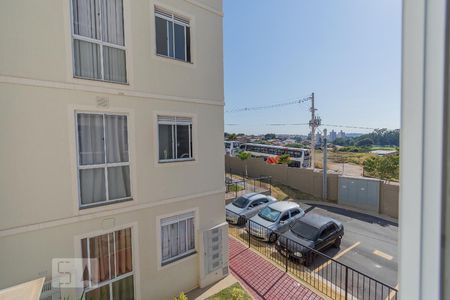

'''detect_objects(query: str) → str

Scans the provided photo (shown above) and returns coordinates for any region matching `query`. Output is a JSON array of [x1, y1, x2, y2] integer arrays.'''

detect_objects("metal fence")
[[225, 175, 272, 201], [226, 209, 398, 300]]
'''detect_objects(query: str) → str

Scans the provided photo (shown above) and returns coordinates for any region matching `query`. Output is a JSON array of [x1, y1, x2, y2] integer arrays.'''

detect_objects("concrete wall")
[[225, 156, 338, 203], [380, 182, 400, 219], [225, 156, 400, 219]]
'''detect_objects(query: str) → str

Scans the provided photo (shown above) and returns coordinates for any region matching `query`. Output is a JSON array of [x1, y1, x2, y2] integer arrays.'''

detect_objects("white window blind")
[[72, 0, 127, 83], [76, 112, 131, 208], [161, 212, 195, 265]]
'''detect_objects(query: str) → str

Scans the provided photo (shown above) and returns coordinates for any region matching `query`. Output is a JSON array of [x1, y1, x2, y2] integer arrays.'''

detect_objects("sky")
[[223, 0, 402, 135]]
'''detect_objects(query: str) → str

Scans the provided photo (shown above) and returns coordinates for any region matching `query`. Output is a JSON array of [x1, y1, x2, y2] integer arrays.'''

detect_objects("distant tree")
[[377, 156, 399, 181], [237, 151, 251, 178], [227, 133, 237, 141], [285, 143, 303, 148], [355, 138, 374, 147], [278, 154, 291, 165], [264, 133, 276, 140], [363, 155, 399, 181]]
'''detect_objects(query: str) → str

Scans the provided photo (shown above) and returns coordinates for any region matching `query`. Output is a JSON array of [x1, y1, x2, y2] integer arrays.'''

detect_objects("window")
[[76, 113, 131, 208], [154, 7, 191, 62], [71, 0, 127, 83], [290, 209, 301, 217], [158, 116, 193, 162], [280, 213, 290, 222], [160, 212, 195, 265], [81, 228, 134, 299], [320, 224, 337, 239]]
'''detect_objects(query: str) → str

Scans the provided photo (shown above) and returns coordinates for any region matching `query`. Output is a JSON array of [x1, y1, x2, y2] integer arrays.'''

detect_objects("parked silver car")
[[247, 201, 304, 242], [226, 193, 277, 225]]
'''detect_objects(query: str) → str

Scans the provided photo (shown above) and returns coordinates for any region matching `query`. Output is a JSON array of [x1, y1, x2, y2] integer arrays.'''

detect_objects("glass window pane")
[[155, 16, 168, 56], [81, 238, 90, 287], [86, 285, 110, 300], [115, 228, 133, 276], [77, 113, 105, 165], [169, 223, 178, 258], [168, 21, 174, 57], [103, 46, 127, 83], [112, 275, 134, 300], [176, 125, 190, 159], [89, 234, 110, 283], [159, 124, 174, 160], [178, 220, 187, 253], [72, 0, 100, 39], [105, 115, 128, 163], [174, 23, 186, 61], [101, 0, 124, 46], [186, 26, 191, 62], [187, 218, 195, 250], [107, 166, 131, 200], [161, 225, 170, 261], [80, 168, 106, 205], [73, 39, 102, 80]]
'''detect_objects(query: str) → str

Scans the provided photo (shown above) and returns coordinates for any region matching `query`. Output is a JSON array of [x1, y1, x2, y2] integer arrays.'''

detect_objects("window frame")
[[79, 227, 135, 299], [154, 6, 191, 63], [160, 212, 196, 266], [157, 116, 194, 163], [70, 0, 128, 84], [75, 111, 132, 209]]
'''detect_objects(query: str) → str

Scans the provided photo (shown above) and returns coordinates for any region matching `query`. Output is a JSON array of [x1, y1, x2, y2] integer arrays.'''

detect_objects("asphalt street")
[[297, 202, 398, 289]]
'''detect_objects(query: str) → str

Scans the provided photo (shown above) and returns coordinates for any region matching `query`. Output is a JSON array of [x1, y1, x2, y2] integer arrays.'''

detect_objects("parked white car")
[[247, 201, 304, 242], [225, 193, 276, 225]]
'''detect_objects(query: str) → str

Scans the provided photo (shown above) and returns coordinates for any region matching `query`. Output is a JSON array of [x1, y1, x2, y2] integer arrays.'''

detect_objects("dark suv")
[[275, 213, 344, 266]]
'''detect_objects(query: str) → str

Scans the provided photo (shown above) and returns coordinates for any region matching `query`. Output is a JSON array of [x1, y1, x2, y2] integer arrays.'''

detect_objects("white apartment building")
[[0, 0, 226, 299]]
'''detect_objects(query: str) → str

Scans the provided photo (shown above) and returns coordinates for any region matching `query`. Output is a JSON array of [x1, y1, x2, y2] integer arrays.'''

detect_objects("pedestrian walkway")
[[229, 236, 324, 300]]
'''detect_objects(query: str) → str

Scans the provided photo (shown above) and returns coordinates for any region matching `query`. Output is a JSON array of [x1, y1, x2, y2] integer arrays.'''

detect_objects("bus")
[[239, 143, 311, 168], [224, 141, 240, 156]]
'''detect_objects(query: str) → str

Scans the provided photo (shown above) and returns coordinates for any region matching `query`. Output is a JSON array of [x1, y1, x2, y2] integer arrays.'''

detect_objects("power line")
[[225, 95, 312, 113], [225, 123, 388, 130]]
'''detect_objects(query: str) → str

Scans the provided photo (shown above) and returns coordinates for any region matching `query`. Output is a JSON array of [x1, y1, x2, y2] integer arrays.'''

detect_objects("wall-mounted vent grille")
[[39, 280, 60, 300]]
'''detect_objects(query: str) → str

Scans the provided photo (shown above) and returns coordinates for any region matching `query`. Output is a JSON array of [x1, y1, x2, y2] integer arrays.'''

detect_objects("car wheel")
[[268, 233, 278, 243], [334, 236, 342, 248], [237, 216, 246, 226]]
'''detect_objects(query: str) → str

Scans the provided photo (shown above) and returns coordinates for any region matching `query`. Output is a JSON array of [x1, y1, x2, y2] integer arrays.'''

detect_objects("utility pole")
[[322, 129, 328, 200], [309, 93, 320, 169]]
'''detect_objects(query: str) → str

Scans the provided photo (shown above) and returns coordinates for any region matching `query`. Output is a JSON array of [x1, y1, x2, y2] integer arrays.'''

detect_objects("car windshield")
[[291, 221, 320, 241], [258, 206, 281, 222], [225, 142, 230, 149], [232, 196, 250, 209]]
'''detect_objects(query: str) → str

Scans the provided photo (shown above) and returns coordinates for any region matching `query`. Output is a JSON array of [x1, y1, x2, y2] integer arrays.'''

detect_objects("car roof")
[[297, 213, 339, 228], [268, 201, 299, 211], [242, 193, 268, 201]]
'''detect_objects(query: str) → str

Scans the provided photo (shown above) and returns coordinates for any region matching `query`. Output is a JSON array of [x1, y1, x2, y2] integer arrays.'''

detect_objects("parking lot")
[[297, 203, 398, 289], [227, 197, 398, 299]]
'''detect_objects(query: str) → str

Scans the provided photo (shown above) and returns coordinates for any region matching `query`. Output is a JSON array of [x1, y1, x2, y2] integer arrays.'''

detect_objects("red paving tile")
[[229, 236, 324, 300]]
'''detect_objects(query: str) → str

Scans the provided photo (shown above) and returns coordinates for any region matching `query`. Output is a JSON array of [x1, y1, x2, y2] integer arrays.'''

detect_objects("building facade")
[[0, 0, 226, 299]]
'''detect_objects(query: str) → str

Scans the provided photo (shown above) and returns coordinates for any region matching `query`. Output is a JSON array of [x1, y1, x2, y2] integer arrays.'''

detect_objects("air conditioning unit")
[[39, 279, 60, 300], [199, 222, 229, 288]]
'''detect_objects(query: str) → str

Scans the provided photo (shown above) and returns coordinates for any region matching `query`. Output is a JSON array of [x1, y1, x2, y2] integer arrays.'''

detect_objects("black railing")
[[225, 175, 272, 200], [226, 209, 398, 300]]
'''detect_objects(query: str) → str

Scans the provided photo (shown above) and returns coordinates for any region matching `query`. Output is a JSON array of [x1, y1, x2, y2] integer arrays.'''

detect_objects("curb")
[[296, 199, 399, 225]]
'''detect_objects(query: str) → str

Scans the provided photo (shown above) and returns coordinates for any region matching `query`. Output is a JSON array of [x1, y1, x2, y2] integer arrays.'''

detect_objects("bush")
[[174, 292, 188, 300], [363, 155, 399, 181]]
